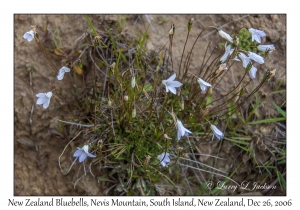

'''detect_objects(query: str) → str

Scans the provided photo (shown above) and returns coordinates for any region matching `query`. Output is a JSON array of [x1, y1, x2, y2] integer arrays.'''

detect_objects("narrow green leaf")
[[273, 103, 286, 118], [247, 117, 285, 125]]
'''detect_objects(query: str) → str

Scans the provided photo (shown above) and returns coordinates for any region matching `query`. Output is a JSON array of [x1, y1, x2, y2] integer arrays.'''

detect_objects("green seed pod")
[[131, 76, 136, 88], [132, 108, 136, 118], [180, 99, 184, 110]]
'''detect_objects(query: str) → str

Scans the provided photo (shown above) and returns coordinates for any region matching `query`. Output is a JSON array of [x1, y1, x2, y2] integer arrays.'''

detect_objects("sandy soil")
[[14, 14, 286, 195]]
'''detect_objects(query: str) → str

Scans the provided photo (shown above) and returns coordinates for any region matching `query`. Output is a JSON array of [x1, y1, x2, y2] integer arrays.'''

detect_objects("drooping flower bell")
[[57, 66, 70, 80], [157, 152, 170, 167], [211, 124, 224, 140]]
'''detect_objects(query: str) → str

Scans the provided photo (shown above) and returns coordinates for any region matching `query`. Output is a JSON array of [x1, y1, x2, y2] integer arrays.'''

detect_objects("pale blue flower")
[[211, 124, 224, 140], [257, 44, 275, 53], [248, 52, 264, 64], [162, 73, 183, 95], [57, 66, 70, 80], [73, 145, 96, 162], [157, 152, 170, 167], [249, 65, 258, 79], [36, 91, 52, 109], [217, 29, 233, 43], [248, 28, 266, 43], [220, 43, 234, 63], [177, 119, 192, 140], [238, 53, 251, 68], [23, 30, 35, 42], [197, 78, 212, 92]]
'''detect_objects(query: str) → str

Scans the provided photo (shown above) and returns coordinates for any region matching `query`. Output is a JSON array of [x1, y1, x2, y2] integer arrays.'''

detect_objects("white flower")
[[157, 152, 170, 167], [23, 30, 35, 42], [162, 73, 183, 95], [57, 66, 70, 80], [249, 65, 257, 79], [238, 53, 251, 68], [248, 52, 264, 64], [217, 29, 233, 43], [211, 124, 224, 140], [248, 28, 266, 43], [36, 91, 52, 109], [177, 119, 192, 140], [197, 78, 212, 92], [220, 43, 234, 63], [257, 44, 275, 53], [73, 145, 96, 162]]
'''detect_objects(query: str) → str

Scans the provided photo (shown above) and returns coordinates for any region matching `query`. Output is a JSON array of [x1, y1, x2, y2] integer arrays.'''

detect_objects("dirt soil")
[[14, 14, 286, 195]]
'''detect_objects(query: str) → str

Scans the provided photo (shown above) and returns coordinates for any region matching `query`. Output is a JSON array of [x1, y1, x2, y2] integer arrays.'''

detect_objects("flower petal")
[[73, 148, 84, 157], [168, 80, 183, 88], [23, 30, 35, 42], [238, 53, 251, 68], [168, 87, 177, 95], [42, 98, 51, 109], [60, 66, 70, 73], [248, 52, 264, 64], [57, 72, 64, 80], [78, 153, 87, 162], [36, 93, 46, 97], [249, 65, 257, 79], [218, 30, 233, 43], [168, 73, 176, 81], [86, 153, 96, 158], [36, 96, 46, 105]]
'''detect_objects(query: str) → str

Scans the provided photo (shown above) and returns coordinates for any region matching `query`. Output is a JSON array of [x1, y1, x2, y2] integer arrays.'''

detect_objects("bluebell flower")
[[177, 119, 192, 140], [36, 91, 52, 109], [73, 145, 96, 162], [197, 78, 212, 92], [248, 52, 264, 64], [57, 66, 70, 80], [257, 44, 275, 53], [248, 28, 266, 43], [23, 30, 35, 42], [217, 29, 233, 43], [238, 53, 251, 68], [220, 43, 234, 63], [157, 152, 170, 167], [162, 73, 183, 95], [211, 124, 224, 140], [249, 65, 258, 79]]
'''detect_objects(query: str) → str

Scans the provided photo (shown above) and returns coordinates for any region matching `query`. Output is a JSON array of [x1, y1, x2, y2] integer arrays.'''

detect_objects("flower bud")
[[180, 99, 184, 110], [131, 76, 136, 88], [124, 95, 129, 101], [188, 18, 194, 31], [132, 108, 136, 118]]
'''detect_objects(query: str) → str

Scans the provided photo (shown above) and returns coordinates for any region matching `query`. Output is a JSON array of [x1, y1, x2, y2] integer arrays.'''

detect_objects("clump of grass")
[[25, 15, 282, 195]]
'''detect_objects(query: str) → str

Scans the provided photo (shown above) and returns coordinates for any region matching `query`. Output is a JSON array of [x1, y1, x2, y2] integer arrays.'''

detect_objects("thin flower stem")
[[178, 30, 191, 78]]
